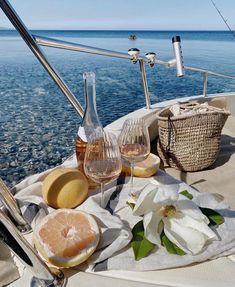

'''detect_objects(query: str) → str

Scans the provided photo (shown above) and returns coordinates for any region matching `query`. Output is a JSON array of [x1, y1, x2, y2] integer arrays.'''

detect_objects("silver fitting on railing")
[[145, 52, 156, 67], [172, 36, 184, 77], [128, 48, 140, 64], [168, 36, 185, 77]]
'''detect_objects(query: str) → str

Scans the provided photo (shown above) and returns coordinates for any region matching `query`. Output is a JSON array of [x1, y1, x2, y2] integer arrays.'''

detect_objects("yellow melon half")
[[42, 168, 88, 209], [122, 153, 160, 177], [34, 209, 100, 268]]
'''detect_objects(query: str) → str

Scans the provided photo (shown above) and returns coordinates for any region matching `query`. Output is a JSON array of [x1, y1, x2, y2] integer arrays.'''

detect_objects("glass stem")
[[100, 182, 105, 208], [130, 162, 134, 190]]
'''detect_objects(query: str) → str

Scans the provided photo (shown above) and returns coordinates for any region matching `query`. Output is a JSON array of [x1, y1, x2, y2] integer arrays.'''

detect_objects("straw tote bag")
[[156, 103, 230, 171]]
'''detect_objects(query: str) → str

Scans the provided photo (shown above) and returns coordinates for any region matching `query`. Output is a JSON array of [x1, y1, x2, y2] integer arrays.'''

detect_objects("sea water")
[[1, 30, 235, 186]]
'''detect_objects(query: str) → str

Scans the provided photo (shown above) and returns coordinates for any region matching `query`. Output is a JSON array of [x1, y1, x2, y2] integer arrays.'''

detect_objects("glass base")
[[122, 178, 147, 198]]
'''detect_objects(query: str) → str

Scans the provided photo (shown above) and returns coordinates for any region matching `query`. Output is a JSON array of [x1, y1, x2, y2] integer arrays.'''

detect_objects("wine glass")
[[118, 118, 150, 193], [84, 131, 122, 208]]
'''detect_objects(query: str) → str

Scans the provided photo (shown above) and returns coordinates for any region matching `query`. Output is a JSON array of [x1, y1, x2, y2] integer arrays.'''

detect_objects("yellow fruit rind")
[[122, 154, 160, 177], [34, 240, 98, 268], [42, 168, 88, 209]]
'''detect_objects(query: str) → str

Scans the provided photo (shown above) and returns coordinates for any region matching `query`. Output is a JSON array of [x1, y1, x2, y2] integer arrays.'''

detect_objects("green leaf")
[[131, 221, 155, 261], [160, 231, 186, 256], [126, 201, 135, 210], [179, 190, 194, 200], [199, 207, 224, 226]]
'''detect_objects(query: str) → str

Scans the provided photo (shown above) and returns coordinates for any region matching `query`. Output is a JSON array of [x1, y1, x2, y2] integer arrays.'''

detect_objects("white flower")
[[133, 185, 218, 255]]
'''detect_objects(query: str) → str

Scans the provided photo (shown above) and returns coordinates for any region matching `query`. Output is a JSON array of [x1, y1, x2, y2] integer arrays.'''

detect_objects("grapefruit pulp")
[[34, 209, 100, 268]]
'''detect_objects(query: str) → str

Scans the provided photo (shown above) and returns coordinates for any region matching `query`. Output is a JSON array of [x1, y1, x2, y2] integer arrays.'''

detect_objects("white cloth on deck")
[[10, 154, 235, 273], [0, 241, 20, 287]]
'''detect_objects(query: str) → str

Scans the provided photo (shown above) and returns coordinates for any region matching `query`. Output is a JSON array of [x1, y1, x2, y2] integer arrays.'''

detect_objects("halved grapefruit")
[[34, 209, 99, 268]]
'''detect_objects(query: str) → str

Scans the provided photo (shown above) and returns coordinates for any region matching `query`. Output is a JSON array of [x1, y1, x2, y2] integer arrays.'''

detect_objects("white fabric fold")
[[0, 242, 20, 287]]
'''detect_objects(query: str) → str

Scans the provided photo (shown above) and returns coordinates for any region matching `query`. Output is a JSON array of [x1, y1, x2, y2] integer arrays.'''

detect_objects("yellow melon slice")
[[42, 168, 88, 209], [122, 153, 160, 177], [33, 209, 99, 268]]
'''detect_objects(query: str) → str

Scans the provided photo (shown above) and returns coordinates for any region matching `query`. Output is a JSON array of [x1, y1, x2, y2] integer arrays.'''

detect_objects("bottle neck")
[[84, 80, 97, 117], [82, 75, 102, 129]]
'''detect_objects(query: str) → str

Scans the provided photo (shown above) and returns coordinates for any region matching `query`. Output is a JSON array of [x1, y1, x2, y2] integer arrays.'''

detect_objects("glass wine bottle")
[[75, 72, 103, 189]]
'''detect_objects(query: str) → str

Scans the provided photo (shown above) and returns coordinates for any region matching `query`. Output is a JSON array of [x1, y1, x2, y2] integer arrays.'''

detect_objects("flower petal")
[[176, 214, 218, 240], [164, 218, 208, 254], [177, 199, 209, 224], [143, 212, 162, 245], [133, 185, 158, 216], [164, 214, 218, 254], [153, 185, 179, 205]]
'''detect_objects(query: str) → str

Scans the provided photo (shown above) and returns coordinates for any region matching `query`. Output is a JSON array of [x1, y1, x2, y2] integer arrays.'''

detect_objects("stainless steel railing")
[[34, 35, 132, 60], [34, 34, 235, 99], [34, 35, 152, 108]]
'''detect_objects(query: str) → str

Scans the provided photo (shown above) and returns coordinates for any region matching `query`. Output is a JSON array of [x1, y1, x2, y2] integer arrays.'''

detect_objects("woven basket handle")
[[166, 115, 173, 157], [180, 102, 201, 110]]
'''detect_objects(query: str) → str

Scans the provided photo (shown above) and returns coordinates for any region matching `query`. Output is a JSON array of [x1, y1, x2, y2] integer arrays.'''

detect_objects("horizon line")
[[0, 28, 231, 32]]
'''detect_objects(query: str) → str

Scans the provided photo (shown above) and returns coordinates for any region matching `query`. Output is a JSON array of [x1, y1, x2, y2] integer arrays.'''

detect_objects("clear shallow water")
[[1, 30, 235, 186]]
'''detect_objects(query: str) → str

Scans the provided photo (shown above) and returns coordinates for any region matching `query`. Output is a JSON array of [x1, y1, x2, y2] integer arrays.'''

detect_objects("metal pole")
[[35, 35, 132, 60], [0, 0, 84, 118], [184, 65, 235, 80], [203, 72, 208, 97], [139, 59, 151, 109]]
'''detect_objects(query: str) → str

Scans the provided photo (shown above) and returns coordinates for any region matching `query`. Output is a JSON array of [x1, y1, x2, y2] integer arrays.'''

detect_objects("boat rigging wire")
[[210, 0, 235, 38]]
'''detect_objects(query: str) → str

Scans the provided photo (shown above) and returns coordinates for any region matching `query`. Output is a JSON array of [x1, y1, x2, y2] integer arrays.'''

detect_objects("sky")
[[0, 0, 235, 30]]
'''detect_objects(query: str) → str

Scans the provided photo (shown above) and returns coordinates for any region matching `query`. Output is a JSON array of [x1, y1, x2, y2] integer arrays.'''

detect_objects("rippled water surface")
[[1, 30, 235, 186]]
